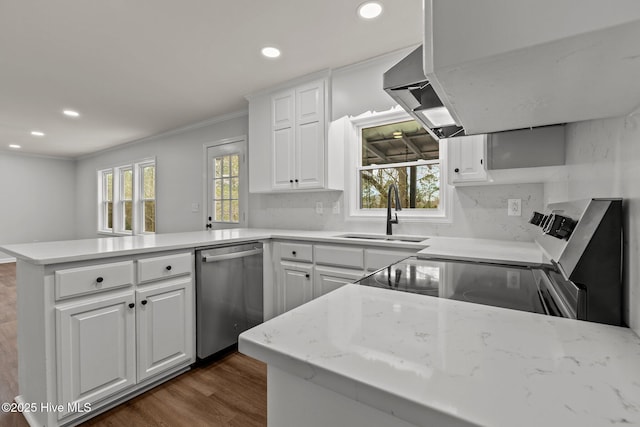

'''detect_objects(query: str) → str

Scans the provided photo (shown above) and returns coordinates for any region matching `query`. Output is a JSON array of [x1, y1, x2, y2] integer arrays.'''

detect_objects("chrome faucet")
[[386, 183, 402, 235]]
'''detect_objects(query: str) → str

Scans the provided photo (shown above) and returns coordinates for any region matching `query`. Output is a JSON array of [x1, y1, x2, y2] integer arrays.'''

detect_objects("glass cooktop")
[[357, 257, 547, 315]]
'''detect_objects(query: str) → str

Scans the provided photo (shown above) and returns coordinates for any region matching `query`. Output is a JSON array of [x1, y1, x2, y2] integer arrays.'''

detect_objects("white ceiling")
[[0, 0, 422, 158]]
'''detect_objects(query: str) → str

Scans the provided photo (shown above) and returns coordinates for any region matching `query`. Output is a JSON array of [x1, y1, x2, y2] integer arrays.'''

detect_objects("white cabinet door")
[[296, 121, 324, 189], [136, 278, 194, 382], [449, 134, 488, 184], [273, 90, 294, 130], [56, 292, 136, 417], [296, 81, 323, 125], [279, 261, 313, 314], [273, 127, 295, 189], [272, 90, 296, 190], [269, 80, 326, 191], [313, 266, 364, 298]]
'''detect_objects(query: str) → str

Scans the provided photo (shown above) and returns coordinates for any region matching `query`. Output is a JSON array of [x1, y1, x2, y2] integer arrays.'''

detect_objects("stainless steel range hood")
[[384, 45, 464, 140]]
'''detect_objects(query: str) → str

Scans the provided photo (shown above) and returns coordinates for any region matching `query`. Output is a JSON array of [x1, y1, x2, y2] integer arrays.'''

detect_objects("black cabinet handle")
[[128, 303, 135, 309], [166, 265, 172, 271], [141, 300, 148, 305], [96, 277, 104, 283], [295, 179, 299, 183], [289, 179, 293, 183], [454, 168, 459, 173], [292, 251, 297, 256], [305, 274, 310, 279]]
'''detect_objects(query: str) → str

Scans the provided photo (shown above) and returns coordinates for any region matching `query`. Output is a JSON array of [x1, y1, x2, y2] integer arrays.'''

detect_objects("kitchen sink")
[[335, 233, 428, 243]]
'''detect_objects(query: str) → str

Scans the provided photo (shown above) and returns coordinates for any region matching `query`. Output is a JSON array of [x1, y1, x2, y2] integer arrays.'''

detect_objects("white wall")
[[249, 47, 544, 241], [0, 152, 77, 260], [544, 113, 640, 335], [75, 113, 248, 238]]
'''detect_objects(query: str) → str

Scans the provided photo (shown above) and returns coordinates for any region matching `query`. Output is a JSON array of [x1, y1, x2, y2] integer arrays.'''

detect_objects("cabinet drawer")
[[279, 243, 313, 262], [138, 252, 192, 283], [365, 249, 414, 271], [55, 261, 134, 300], [315, 245, 364, 269]]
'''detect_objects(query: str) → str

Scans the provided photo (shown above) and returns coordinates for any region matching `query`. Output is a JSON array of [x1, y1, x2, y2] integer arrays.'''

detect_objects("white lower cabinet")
[[55, 291, 136, 418], [274, 241, 418, 315], [136, 278, 193, 382], [313, 266, 364, 298], [279, 261, 314, 314], [45, 251, 195, 425]]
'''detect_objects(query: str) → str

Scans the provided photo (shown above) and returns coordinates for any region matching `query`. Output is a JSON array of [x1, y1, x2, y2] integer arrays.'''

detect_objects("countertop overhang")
[[239, 284, 640, 427]]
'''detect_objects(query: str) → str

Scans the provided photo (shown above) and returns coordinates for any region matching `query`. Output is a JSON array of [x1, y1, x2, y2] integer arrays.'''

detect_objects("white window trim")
[[135, 159, 156, 235], [346, 107, 452, 223], [97, 157, 156, 236]]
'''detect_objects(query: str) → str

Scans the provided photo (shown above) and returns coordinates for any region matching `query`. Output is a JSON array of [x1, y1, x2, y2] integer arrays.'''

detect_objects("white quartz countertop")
[[417, 236, 550, 266], [239, 284, 640, 427], [0, 228, 431, 265]]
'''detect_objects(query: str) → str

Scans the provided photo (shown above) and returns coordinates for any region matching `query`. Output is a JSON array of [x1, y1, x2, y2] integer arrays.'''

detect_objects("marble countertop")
[[239, 284, 640, 427], [417, 236, 550, 266], [0, 229, 431, 265], [1, 228, 548, 267]]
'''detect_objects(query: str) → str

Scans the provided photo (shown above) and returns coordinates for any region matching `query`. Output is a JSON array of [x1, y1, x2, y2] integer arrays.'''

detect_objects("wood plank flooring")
[[0, 262, 267, 427]]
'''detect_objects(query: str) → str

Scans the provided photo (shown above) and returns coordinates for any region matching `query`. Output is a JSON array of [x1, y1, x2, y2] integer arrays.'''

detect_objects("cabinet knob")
[[166, 265, 172, 271], [292, 251, 297, 256], [96, 277, 104, 283], [295, 179, 299, 183], [305, 274, 310, 279], [141, 300, 148, 305], [289, 179, 293, 183], [128, 303, 135, 309], [454, 168, 459, 173]]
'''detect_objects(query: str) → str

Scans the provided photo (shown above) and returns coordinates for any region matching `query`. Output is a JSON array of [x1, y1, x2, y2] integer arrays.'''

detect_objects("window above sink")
[[343, 107, 452, 223]]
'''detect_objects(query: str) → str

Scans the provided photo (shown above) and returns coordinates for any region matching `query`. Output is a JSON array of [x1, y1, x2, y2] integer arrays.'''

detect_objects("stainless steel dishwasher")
[[195, 241, 263, 359]]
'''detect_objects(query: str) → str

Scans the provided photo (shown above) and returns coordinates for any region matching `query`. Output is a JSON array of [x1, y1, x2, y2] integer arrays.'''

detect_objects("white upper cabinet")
[[424, 0, 640, 134], [448, 134, 487, 184], [248, 72, 343, 193]]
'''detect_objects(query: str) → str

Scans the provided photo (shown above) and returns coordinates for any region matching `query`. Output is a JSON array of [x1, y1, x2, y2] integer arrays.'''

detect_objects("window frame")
[[347, 107, 452, 222], [97, 157, 156, 236], [136, 160, 156, 234]]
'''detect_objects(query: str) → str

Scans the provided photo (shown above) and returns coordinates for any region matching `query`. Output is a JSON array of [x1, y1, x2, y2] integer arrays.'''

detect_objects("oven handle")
[[202, 248, 263, 263]]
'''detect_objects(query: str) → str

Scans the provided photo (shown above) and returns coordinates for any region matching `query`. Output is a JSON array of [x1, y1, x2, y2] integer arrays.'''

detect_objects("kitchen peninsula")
[[4, 228, 639, 427], [239, 284, 640, 427]]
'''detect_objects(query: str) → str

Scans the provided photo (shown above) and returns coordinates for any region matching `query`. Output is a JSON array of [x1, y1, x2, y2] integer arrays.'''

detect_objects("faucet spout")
[[386, 183, 402, 235]]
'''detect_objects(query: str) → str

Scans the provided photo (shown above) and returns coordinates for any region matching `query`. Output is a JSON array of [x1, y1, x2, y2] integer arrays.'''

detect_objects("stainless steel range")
[[357, 198, 624, 326]]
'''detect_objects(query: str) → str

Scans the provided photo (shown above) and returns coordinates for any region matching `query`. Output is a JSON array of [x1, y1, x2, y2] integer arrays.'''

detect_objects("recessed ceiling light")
[[31, 131, 45, 137], [261, 47, 281, 58], [358, 1, 383, 19], [63, 109, 80, 117], [9, 144, 21, 149]]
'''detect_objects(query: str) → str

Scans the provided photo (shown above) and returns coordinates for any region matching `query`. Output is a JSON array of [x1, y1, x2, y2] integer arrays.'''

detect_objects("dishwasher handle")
[[202, 247, 263, 263]]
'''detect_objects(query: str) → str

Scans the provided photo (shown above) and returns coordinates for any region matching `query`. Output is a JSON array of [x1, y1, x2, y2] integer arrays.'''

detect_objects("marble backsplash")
[[248, 183, 544, 242]]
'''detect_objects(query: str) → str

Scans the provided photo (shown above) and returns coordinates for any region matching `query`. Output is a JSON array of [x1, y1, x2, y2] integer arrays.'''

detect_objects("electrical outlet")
[[191, 203, 200, 213], [315, 202, 323, 214], [508, 199, 521, 216], [332, 201, 340, 214]]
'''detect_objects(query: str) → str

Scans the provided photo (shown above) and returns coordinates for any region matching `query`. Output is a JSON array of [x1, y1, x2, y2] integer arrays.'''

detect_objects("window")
[[98, 158, 156, 235], [140, 162, 156, 233], [349, 108, 450, 220], [212, 154, 240, 223]]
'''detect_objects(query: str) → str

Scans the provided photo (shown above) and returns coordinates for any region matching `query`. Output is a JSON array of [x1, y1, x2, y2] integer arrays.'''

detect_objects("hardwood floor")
[[0, 262, 267, 427]]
